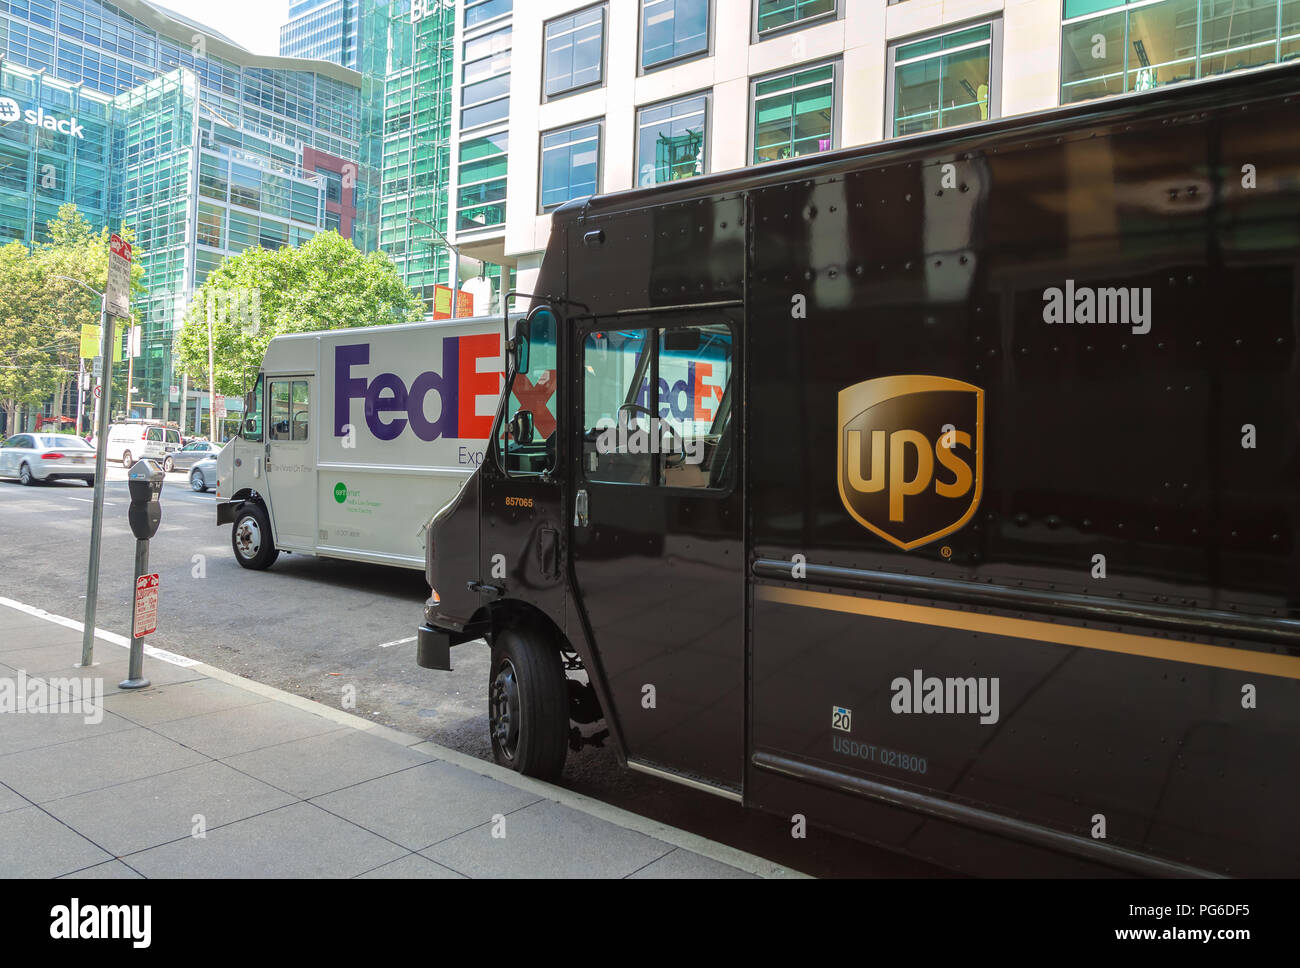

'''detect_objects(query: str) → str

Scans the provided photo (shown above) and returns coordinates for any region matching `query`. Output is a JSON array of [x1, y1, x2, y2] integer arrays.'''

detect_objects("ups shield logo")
[[837, 375, 984, 551]]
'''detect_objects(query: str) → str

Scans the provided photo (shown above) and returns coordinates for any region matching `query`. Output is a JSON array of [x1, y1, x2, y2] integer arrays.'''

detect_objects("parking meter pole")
[[122, 459, 163, 689], [80, 303, 115, 668], [121, 537, 151, 690]]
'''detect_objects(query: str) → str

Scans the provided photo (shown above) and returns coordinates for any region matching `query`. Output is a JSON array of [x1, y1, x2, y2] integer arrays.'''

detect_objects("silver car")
[[0, 433, 97, 485], [189, 455, 218, 492], [167, 440, 222, 473]]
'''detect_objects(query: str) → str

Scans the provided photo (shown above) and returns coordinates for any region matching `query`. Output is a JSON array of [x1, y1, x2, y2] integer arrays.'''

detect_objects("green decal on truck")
[[334, 482, 347, 503]]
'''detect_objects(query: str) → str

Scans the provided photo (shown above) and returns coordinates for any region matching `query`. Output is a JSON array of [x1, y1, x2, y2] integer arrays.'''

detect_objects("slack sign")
[[333, 336, 502, 442], [0, 97, 85, 139]]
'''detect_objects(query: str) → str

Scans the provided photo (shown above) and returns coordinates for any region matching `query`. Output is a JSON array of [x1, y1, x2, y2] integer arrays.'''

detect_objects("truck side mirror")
[[127, 459, 165, 540], [244, 418, 257, 433], [512, 318, 530, 373], [510, 408, 534, 445]]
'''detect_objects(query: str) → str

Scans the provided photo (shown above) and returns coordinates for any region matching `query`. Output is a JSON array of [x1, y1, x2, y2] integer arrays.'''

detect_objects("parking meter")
[[127, 459, 164, 540], [122, 458, 163, 690]]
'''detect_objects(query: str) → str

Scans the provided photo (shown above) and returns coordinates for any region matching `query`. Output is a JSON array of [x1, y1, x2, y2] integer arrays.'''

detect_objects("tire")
[[162, 456, 174, 473], [190, 470, 206, 492], [488, 627, 569, 780], [19, 462, 35, 486], [121, 450, 133, 468], [231, 503, 279, 570]]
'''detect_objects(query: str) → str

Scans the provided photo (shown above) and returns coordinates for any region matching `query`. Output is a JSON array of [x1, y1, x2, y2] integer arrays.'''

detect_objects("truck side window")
[[291, 380, 309, 442], [582, 322, 734, 489], [498, 309, 559, 475], [582, 328, 653, 484], [269, 380, 292, 441]]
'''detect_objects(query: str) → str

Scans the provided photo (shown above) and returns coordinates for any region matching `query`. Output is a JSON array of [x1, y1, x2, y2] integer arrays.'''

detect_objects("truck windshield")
[[497, 309, 558, 476]]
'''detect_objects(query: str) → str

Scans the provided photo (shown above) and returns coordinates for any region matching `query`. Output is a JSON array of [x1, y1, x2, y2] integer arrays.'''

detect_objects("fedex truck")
[[215, 315, 506, 571]]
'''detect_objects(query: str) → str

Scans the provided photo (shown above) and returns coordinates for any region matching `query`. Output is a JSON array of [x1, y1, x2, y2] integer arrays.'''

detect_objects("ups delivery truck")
[[416, 65, 1300, 877]]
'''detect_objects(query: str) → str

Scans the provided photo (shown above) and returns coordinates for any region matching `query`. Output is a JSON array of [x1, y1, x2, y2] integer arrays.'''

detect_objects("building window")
[[751, 62, 836, 164], [458, 131, 508, 230], [642, 0, 709, 69], [462, 24, 511, 130], [325, 210, 341, 232], [1061, 0, 1298, 105], [888, 22, 999, 137], [636, 92, 707, 185], [544, 6, 605, 98], [466, 0, 511, 28], [318, 168, 342, 204], [540, 121, 601, 211], [756, 0, 835, 35]]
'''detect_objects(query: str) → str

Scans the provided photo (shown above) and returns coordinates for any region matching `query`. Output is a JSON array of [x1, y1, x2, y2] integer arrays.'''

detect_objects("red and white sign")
[[214, 393, 226, 418], [133, 572, 158, 638], [93, 385, 102, 399], [107, 233, 132, 319]]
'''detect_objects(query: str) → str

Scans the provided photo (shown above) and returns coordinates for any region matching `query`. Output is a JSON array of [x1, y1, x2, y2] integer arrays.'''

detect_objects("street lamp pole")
[[54, 275, 114, 667], [410, 214, 460, 317]]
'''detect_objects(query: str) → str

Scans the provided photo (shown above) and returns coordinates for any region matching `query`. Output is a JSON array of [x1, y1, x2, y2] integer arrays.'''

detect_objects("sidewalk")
[[0, 599, 802, 879]]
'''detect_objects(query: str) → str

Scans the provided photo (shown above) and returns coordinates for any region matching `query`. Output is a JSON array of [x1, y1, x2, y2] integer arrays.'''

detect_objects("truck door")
[[264, 375, 315, 548], [570, 311, 744, 793]]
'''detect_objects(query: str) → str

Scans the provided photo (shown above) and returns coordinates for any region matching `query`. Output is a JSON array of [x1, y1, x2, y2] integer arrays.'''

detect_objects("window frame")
[[751, 0, 840, 44], [541, 3, 608, 102], [748, 58, 842, 166], [460, 21, 512, 132], [638, 0, 713, 74], [538, 118, 603, 214], [457, 128, 509, 232], [885, 18, 1003, 140], [634, 89, 711, 187]]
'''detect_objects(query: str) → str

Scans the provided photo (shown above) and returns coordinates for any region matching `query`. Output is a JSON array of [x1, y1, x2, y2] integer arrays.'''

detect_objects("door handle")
[[264, 442, 271, 469], [573, 488, 589, 528]]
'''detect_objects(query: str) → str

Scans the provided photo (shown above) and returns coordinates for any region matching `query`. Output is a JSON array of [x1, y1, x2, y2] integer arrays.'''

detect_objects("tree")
[[0, 204, 144, 434], [176, 231, 421, 401]]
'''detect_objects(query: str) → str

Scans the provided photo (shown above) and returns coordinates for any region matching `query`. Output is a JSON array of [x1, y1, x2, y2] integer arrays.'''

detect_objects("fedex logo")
[[334, 335, 502, 442], [634, 361, 723, 423]]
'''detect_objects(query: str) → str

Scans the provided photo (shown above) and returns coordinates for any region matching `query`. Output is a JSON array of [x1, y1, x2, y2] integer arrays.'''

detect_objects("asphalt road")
[[0, 466, 947, 877]]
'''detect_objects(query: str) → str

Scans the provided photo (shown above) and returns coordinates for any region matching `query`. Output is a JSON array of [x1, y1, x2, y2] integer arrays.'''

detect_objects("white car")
[[0, 433, 97, 485]]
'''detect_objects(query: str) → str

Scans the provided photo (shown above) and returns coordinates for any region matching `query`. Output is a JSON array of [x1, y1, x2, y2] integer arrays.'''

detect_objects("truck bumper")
[[216, 501, 239, 526], [417, 624, 453, 671]]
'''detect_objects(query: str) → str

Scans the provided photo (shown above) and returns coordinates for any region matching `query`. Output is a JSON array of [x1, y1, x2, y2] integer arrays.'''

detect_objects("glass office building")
[[0, 0, 363, 422], [359, 0, 457, 312], [280, 0, 358, 69]]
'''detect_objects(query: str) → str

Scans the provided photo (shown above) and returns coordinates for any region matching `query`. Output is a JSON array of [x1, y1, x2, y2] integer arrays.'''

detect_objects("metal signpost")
[[79, 234, 131, 668]]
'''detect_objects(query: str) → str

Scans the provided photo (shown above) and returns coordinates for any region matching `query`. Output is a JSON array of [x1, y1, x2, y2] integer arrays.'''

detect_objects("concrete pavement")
[[0, 598, 804, 879]]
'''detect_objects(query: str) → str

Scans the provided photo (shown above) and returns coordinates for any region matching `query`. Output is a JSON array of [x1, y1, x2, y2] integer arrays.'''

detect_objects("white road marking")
[[0, 596, 200, 667], [378, 635, 417, 649]]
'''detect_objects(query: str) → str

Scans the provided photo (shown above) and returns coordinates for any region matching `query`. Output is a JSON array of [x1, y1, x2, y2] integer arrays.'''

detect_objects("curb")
[[0, 597, 809, 879]]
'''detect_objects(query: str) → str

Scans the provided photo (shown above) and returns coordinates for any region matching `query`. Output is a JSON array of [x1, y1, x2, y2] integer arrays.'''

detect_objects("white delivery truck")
[[215, 314, 505, 570]]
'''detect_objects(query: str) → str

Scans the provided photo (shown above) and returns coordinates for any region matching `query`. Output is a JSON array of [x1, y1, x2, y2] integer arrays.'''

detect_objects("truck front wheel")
[[488, 628, 569, 780], [231, 503, 279, 570]]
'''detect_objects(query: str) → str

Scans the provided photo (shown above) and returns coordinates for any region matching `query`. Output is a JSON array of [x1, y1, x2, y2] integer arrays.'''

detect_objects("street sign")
[[107, 234, 131, 319], [214, 393, 226, 418], [91, 355, 102, 378], [93, 385, 102, 399], [169, 385, 180, 403], [79, 324, 99, 358], [133, 573, 159, 638]]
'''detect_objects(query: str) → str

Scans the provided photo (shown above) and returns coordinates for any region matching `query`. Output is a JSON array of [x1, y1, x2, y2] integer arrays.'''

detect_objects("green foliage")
[[0, 203, 145, 425], [176, 231, 421, 395]]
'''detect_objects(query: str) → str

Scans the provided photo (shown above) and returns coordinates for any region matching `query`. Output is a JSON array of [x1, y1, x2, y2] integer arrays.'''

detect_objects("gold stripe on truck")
[[756, 585, 1300, 680]]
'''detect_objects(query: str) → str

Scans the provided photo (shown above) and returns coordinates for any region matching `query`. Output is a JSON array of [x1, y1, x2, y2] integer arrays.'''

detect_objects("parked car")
[[0, 433, 97, 485], [189, 456, 217, 492], [167, 440, 222, 474]]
